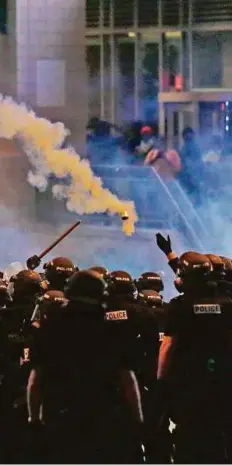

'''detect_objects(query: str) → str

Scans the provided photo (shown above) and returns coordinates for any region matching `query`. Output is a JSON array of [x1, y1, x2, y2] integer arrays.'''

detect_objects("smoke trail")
[[0, 95, 138, 235]]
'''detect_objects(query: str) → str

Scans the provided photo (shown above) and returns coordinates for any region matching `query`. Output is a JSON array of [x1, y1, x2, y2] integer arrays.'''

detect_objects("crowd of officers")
[[1, 233, 232, 464]]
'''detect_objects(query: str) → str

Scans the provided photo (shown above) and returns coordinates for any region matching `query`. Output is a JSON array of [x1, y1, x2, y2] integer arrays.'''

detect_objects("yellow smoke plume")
[[0, 96, 138, 235]]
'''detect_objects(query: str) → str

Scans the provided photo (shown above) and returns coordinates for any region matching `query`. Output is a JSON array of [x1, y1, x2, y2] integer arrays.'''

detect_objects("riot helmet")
[[135, 272, 164, 293], [175, 251, 212, 293], [137, 289, 163, 308], [10, 269, 46, 302], [33, 289, 67, 323], [88, 266, 109, 280], [65, 269, 108, 307], [108, 270, 137, 300], [44, 257, 75, 290]]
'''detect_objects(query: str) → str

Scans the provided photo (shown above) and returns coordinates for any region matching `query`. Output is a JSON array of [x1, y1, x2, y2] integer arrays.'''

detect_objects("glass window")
[[182, 0, 189, 24], [182, 32, 189, 91], [192, 32, 223, 88], [141, 42, 159, 121], [86, 0, 100, 28], [103, 35, 111, 120], [138, 0, 158, 26], [193, 0, 232, 23], [103, 0, 110, 27], [114, 0, 134, 27], [0, 0, 7, 34], [162, 0, 180, 26], [161, 32, 182, 91], [86, 41, 101, 119], [192, 31, 232, 89], [115, 35, 135, 122]]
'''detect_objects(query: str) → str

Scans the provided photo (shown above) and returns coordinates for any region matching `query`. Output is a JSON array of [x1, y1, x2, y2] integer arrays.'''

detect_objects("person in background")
[[202, 135, 223, 165], [202, 135, 223, 199], [178, 127, 204, 205], [144, 136, 181, 180], [87, 117, 124, 165], [135, 126, 156, 162]]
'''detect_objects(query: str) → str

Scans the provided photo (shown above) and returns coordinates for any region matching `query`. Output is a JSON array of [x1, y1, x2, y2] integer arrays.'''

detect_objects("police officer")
[[27, 269, 144, 464], [5, 270, 47, 333], [43, 256, 75, 291], [136, 288, 171, 463], [0, 269, 46, 462], [137, 289, 166, 345], [31, 289, 67, 325], [88, 266, 109, 280], [158, 251, 232, 463], [135, 271, 164, 294], [107, 270, 166, 463]]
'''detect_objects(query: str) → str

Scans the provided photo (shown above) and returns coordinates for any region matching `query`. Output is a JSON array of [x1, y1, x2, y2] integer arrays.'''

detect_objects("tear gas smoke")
[[0, 95, 138, 235]]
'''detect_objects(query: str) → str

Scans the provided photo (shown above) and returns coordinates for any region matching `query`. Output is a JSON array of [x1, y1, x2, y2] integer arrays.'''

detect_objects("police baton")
[[27, 220, 81, 270]]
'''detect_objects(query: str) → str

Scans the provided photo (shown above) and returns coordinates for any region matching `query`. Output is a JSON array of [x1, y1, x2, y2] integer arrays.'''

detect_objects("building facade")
[[86, 0, 232, 144]]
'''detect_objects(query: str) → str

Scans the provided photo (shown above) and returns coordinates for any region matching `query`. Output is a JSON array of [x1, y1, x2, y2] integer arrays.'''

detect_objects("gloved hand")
[[156, 233, 172, 255], [27, 255, 41, 270]]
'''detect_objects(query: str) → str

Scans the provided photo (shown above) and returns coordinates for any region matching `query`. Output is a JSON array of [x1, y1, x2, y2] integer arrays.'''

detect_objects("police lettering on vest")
[[193, 304, 221, 314], [105, 311, 128, 321]]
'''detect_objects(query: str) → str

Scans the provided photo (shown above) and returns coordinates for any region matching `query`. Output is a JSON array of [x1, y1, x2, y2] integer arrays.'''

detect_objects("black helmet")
[[219, 256, 232, 282], [10, 270, 46, 298], [65, 270, 108, 306], [220, 256, 232, 271], [135, 272, 164, 293], [205, 254, 225, 271], [108, 270, 137, 299], [44, 257, 75, 289], [138, 289, 163, 308], [40, 289, 67, 304], [175, 251, 212, 292], [34, 289, 68, 322], [178, 251, 212, 277], [88, 266, 109, 280]]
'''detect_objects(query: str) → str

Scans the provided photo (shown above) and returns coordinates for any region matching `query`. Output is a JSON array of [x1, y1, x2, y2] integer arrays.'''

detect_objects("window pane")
[[103, 35, 111, 120], [103, 0, 110, 27], [114, 0, 134, 27], [86, 42, 101, 118], [182, 0, 189, 24], [193, 0, 232, 23], [162, 0, 180, 26], [86, 0, 99, 28], [162, 33, 182, 91], [192, 32, 222, 88], [141, 42, 159, 121], [138, 0, 158, 26], [115, 35, 135, 122], [0, 0, 7, 34]]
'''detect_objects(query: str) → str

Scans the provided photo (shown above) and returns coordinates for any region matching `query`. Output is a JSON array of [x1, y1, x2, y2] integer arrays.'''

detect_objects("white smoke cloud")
[[0, 95, 138, 235]]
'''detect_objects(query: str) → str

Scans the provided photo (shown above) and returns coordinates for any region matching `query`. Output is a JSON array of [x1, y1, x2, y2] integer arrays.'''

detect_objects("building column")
[[192, 102, 199, 132], [158, 101, 165, 136]]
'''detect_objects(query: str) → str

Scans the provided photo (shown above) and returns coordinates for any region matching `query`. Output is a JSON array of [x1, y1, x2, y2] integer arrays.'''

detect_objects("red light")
[[175, 74, 183, 91], [221, 103, 225, 111]]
